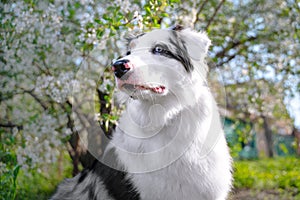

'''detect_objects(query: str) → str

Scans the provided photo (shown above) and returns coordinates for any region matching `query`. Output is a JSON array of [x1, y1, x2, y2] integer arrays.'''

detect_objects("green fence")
[[223, 118, 297, 159]]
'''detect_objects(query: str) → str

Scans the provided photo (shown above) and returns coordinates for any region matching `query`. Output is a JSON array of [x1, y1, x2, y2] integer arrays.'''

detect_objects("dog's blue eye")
[[126, 51, 131, 55], [153, 46, 164, 54]]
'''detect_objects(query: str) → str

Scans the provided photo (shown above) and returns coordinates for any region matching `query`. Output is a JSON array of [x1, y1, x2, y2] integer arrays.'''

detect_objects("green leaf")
[[103, 14, 110, 21], [13, 165, 20, 180], [94, 19, 102, 24], [145, 6, 151, 15], [161, 13, 169, 17], [102, 113, 109, 119], [96, 29, 104, 39]]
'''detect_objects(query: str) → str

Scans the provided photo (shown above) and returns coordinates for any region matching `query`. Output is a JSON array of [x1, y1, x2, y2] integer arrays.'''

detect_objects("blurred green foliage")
[[224, 118, 258, 159], [0, 130, 19, 200], [233, 156, 300, 197], [15, 153, 73, 200], [1, 128, 72, 200]]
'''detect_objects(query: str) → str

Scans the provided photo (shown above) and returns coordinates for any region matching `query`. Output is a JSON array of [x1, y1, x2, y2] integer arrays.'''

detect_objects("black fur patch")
[[91, 159, 140, 200], [171, 24, 184, 31], [169, 31, 193, 72], [88, 181, 97, 200], [78, 168, 89, 184]]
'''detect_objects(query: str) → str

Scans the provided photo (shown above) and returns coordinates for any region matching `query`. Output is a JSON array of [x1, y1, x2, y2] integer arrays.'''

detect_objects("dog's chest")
[[127, 155, 212, 200]]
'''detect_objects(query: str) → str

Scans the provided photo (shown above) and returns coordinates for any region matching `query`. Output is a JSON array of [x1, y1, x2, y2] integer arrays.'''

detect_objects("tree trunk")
[[292, 128, 300, 156], [67, 131, 96, 176], [65, 88, 115, 176], [262, 116, 274, 157], [67, 113, 96, 176]]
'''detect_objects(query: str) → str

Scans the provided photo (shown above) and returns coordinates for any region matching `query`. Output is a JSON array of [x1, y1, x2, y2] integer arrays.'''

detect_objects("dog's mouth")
[[136, 85, 166, 94], [123, 84, 166, 94]]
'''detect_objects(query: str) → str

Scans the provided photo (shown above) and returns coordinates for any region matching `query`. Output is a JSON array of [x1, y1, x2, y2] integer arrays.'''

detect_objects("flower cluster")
[[1, 0, 81, 172], [16, 112, 70, 169], [0, 0, 145, 173]]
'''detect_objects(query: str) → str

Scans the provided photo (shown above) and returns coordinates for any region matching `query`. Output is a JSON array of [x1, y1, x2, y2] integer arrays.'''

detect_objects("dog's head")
[[112, 25, 211, 101]]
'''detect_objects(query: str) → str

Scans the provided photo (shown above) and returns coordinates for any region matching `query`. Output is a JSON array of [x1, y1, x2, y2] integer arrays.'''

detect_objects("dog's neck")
[[118, 76, 207, 132], [127, 98, 181, 128], [111, 85, 217, 173]]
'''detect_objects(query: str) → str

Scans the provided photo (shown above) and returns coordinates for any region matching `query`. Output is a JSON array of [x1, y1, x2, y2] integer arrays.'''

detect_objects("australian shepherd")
[[52, 25, 232, 200]]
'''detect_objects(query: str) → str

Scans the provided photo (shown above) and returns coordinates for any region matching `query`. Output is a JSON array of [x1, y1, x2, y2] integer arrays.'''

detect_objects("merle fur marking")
[[91, 160, 140, 200], [169, 31, 193, 72], [149, 31, 193, 73], [51, 152, 140, 200], [78, 168, 89, 184]]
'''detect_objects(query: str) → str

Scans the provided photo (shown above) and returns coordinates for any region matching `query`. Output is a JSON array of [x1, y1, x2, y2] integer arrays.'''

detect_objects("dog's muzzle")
[[112, 59, 131, 78]]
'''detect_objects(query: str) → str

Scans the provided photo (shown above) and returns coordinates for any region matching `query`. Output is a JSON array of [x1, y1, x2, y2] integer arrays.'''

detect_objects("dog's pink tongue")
[[152, 86, 165, 94]]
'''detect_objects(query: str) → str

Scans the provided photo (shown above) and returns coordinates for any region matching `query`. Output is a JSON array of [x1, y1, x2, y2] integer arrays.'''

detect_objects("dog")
[[51, 25, 232, 200]]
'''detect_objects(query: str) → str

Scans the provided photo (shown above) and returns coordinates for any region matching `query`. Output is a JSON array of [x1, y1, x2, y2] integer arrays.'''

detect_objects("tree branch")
[[193, 0, 210, 24], [212, 36, 258, 68], [214, 52, 239, 68], [24, 89, 48, 110], [205, 0, 226, 30], [33, 61, 51, 76], [215, 40, 242, 58], [0, 122, 23, 130]]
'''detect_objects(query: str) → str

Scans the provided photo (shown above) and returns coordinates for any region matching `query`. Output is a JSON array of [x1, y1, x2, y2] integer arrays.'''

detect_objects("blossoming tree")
[[1, 1, 299, 189]]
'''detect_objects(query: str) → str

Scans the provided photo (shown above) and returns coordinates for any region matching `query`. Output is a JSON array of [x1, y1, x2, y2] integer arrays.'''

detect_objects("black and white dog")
[[52, 26, 232, 200]]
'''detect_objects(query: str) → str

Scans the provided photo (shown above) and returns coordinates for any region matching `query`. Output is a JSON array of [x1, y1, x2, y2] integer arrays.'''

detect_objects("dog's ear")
[[125, 33, 145, 49], [178, 29, 211, 61], [171, 24, 185, 31]]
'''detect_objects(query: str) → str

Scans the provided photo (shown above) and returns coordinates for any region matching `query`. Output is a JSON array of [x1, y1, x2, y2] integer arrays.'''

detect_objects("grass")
[[15, 171, 62, 200], [3, 156, 300, 199], [14, 154, 73, 200], [232, 156, 300, 199]]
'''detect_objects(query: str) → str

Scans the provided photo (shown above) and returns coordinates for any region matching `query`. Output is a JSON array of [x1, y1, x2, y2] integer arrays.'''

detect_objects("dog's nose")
[[112, 59, 131, 78]]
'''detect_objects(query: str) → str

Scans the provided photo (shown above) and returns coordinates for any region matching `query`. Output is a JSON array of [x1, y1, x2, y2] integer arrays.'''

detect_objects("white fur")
[[110, 29, 232, 199]]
